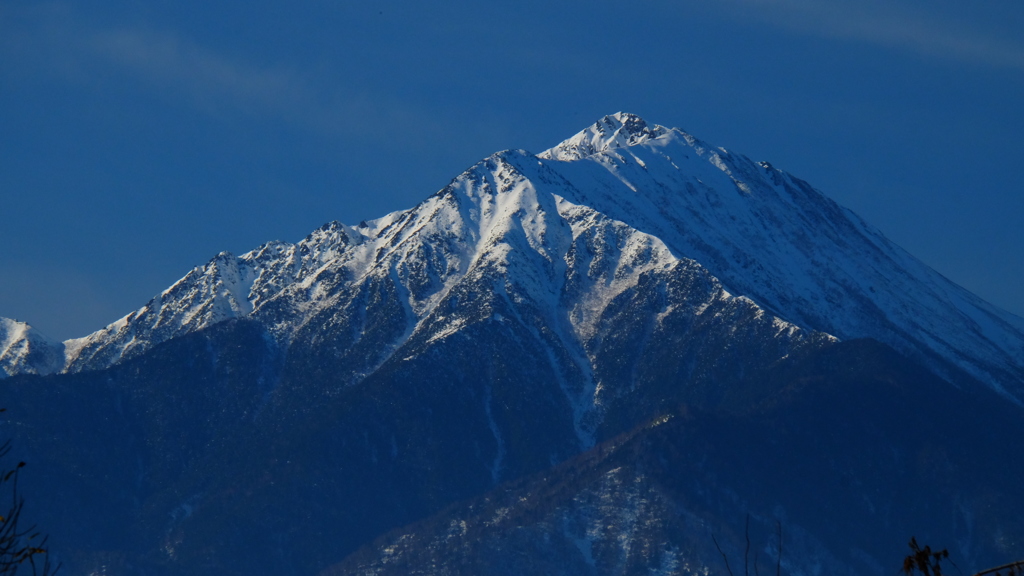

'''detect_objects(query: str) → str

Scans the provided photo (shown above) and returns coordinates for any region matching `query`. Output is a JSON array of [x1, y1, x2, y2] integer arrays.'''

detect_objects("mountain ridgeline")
[[2, 113, 1023, 575]]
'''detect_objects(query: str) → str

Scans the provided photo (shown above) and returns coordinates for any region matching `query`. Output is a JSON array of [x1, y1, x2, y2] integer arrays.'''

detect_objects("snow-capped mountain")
[[14, 112, 1023, 404], [5, 113, 1024, 576]]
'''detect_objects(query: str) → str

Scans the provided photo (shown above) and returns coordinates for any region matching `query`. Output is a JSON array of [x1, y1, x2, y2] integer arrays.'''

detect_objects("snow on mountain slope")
[[10, 112, 1023, 405], [539, 113, 668, 162], [30, 145, 815, 450], [61, 223, 362, 373], [0, 318, 63, 378], [537, 113, 1024, 400], [239, 151, 816, 444]]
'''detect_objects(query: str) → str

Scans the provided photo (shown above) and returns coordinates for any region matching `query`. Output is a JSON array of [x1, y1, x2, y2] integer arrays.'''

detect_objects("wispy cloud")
[[0, 4, 463, 150], [87, 28, 311, 117], [719, 0, 1024, 71]]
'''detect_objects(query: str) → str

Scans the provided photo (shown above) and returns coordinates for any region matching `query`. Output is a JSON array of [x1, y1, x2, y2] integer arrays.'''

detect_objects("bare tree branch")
[[745, 514, 751, 576], [776, 520, 782, 576], [712, 533, 736, 576], [973, 560, 1024, 576], [0, 438, 60, 575]]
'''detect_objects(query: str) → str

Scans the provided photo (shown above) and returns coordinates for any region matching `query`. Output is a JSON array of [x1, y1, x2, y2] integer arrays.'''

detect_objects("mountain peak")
[[0, 317, 63, 378], [538, 112, 669, 161]]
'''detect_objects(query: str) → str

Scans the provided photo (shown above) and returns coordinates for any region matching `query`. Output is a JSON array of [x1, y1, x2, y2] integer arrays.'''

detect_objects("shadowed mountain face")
[[1, 267, 820, 574], [2, 114, 1023, 575], [330, 339, 1024, 576]]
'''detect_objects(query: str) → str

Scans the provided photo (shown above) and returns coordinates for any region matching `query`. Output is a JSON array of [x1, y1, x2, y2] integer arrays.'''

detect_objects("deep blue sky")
[[2, 0, 1023, 340]]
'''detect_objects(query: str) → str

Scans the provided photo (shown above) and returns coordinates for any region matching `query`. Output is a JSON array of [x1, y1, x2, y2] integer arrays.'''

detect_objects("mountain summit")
[[539, 112, 669, 160]]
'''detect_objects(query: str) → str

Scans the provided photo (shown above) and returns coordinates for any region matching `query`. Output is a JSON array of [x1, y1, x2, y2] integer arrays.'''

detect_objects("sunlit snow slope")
[[7, 113, 1023, 403], [539, 114, 1024, 399]]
